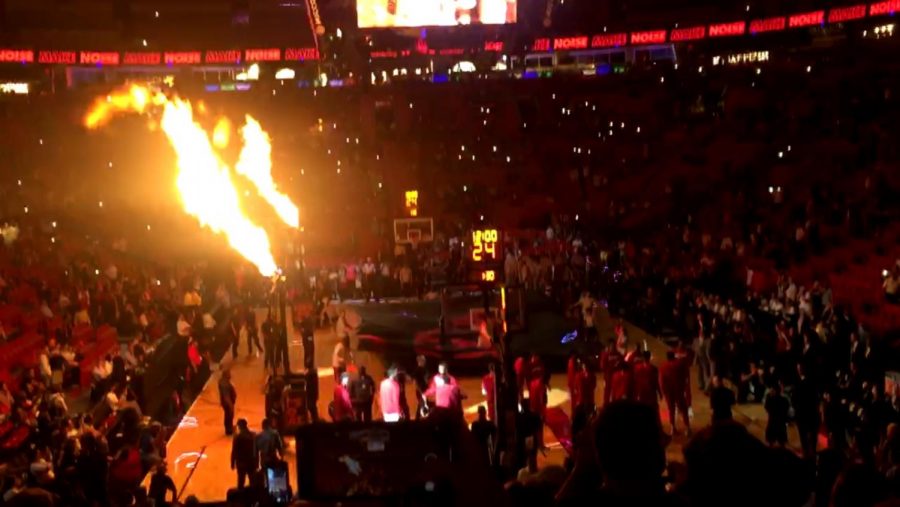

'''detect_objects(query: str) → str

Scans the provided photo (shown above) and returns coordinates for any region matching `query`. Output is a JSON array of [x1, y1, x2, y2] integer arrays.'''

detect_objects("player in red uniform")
[[481, 363, 497, 422], [600, 342, 623, 405], [609, 360, 634, 402], [566, 352, 579, 414], [526, 354, 548, 417], [632, 350, 661, 423], [660, 350, 691, 435], [673, 340, 695, 408], [425, 363, 465, 416], [514, 355, 528, 404], [571, 359, 596, 413]]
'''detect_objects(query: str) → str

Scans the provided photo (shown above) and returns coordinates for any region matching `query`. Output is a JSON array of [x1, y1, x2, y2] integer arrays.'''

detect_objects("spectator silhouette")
[[557, 400, 683, 506], [680, 421, 810, 507]]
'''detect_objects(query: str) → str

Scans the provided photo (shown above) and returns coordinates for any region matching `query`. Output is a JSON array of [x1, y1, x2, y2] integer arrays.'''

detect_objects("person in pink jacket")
[[380, 368, 403, 422], [332, 373, 354, 422], [425, 363, 465, 414]]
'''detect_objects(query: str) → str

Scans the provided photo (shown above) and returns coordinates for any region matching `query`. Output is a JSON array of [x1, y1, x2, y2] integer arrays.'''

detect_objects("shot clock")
[[471, 228, 500, 263], [468, 228, 503, 283]]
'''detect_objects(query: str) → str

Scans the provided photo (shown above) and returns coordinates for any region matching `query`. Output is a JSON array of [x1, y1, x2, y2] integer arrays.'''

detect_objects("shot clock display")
[[471, 228, 500, 263], [469, 228, 502, 283]]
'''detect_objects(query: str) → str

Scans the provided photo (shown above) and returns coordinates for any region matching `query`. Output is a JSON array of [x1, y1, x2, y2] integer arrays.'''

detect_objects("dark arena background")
[[0, 0, 899, 506]]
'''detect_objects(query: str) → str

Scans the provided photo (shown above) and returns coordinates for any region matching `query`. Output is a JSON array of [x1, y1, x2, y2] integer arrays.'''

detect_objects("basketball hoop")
[[393, 217, 433, 246], [408, 229, 422, 250]]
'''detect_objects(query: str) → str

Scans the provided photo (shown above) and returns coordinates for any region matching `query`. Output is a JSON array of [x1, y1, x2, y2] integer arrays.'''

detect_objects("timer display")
[[471, 229, 499, 263]]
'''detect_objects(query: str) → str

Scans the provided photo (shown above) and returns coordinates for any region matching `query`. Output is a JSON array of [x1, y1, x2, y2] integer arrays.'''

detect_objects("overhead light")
[[451, 61, 476, 73], [237, 63, 261, 81], [275, 68, 296, 80], [0, 83, 28, 95]]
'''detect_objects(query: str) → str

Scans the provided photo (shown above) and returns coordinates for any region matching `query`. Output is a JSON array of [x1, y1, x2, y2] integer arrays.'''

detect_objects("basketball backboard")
[[393, 217, 434, 245]]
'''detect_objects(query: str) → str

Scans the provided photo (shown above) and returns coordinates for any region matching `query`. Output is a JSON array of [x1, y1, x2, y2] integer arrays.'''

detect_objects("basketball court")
[[158, 306, 784, 502]]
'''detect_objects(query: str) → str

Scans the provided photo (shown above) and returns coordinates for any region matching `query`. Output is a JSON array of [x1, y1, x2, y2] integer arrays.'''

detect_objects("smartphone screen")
[[267, 465, 291, 503]]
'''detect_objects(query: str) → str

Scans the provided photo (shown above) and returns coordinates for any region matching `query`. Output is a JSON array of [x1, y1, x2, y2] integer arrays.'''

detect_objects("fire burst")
[[84, 84, 298, 277]]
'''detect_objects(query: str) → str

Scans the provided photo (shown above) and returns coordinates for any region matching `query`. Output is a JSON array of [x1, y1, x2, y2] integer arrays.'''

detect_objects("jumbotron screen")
[[357, 0, 517, 28]]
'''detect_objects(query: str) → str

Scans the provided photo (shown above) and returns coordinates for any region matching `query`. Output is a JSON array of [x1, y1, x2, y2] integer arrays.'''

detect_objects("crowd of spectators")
[[0, 23, 898, 507], [0, 209, 273, 505]]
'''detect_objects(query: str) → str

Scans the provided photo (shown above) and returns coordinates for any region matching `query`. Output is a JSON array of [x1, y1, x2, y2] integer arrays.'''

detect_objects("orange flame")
[[236, 116, 300, 228], [84, 84, 297, 277]]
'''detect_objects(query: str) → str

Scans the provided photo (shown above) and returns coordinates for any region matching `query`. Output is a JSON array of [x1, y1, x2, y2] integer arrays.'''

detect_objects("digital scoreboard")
[[468, 228, 502, 283], [471, 228, 499, 263], [357, 0, 518, 28]]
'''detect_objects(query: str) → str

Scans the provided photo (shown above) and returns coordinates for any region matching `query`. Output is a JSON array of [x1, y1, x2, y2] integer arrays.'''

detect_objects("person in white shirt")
[[769, 299, 784, 315], [177, 313, 192, 337], [48, 388, 68, 416], [380, 262, 392, 301], [39, 301, 53, 319], [362, 258, 377, 302], [885, 268, 900, 304], [38, 345, 54, 384], [29, 449, 54, 486], [106, 386, 121, 410], [332, 339, 348, 380], [202, 312, 216, 331], [799, 292, 813, 316], [58, 292, 71, 312], [571, 291, 596, 338], [93, 355, 113, 382], [785, 279, 798, 302]]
